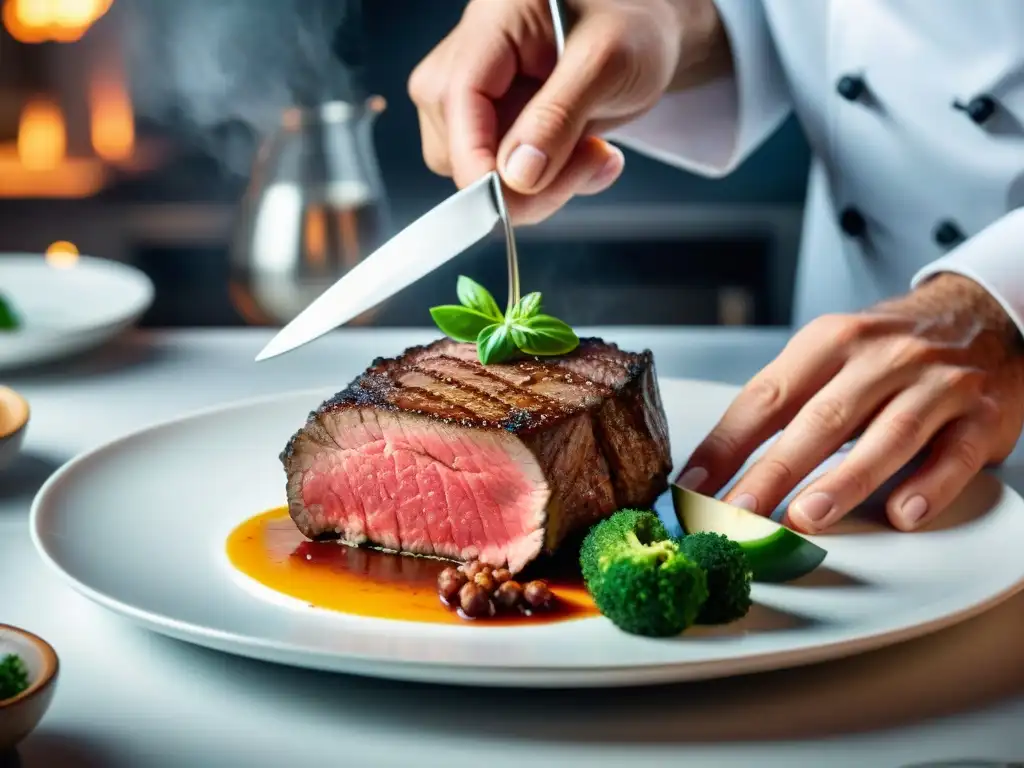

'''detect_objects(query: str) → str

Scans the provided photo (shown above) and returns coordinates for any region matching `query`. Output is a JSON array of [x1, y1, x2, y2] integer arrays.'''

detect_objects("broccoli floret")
[[580, 509, 708, 637], [580, 508, 669, 585], [0, 653, 29, 700], [678, 532, 753, 624]]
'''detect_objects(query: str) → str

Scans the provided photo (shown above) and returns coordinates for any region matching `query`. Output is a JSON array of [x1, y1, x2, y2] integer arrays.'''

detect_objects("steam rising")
[[122, 0, 362, 175]]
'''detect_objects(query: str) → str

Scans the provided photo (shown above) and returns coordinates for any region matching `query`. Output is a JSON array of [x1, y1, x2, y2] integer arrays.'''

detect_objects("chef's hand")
[[678, 274, 1024, 533], [407, 0, 729, 224]]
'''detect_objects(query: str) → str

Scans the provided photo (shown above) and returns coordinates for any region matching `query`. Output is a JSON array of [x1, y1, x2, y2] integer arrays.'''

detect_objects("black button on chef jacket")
[[836, 75, 866, 102], [839, 207, 867, 237], [954, 96, 997, 125], [933, 220, 966, 247]]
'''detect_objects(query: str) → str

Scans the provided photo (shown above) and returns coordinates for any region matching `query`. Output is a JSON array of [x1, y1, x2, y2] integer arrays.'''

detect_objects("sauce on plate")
[[226, 507, 598, 625]]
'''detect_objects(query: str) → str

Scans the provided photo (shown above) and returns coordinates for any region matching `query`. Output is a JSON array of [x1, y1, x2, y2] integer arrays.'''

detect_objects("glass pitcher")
[[229, 97, 392, 326]]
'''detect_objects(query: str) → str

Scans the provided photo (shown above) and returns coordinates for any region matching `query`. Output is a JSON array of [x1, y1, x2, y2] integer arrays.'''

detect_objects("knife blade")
[[254, 171, 507, 362], [255, 0, 573, 362]]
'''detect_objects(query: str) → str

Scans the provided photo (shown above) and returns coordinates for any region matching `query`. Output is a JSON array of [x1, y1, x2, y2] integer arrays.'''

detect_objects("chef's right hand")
[[408, 0, 719, 224]]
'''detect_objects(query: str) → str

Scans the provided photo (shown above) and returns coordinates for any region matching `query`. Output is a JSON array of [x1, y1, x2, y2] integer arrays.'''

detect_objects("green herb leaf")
[[456, 275, 503, 321], [509, 291, 542, 322], [0, 294, 19, 331], [476, 323, 519, 365], [511, 314, 580, 357], [431, 277, 578, 363], [429, 305, 498, 343]]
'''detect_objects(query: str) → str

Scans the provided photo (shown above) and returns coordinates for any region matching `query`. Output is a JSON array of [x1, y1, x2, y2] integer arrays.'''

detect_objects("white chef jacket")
[[609, 0, 1024, 332]]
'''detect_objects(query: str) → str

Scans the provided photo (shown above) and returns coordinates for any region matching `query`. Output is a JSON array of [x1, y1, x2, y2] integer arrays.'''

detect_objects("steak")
[[281, 337, 672, 574]]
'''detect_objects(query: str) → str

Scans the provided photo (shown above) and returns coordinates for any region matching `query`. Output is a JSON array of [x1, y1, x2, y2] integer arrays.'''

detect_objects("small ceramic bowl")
[[0, 387, 28, 472], [0, 625, 58, 752]]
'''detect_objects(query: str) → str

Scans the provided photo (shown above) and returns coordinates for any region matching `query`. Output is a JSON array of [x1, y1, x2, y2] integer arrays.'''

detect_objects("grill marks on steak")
[[282, 337, 672, 573]]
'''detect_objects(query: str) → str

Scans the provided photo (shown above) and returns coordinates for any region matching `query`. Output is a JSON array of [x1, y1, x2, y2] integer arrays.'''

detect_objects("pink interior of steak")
[[291, 408, 550, 573]]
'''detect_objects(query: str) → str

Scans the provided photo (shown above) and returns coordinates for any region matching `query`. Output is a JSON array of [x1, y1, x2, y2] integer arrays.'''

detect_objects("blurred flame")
[[45, 240, 79, 268], [89, 70, 134, 162], [2, 0, 113, 43], [0, 98, 105, 197], [17, 98, 65, 170], [0, 0, 138, 198]]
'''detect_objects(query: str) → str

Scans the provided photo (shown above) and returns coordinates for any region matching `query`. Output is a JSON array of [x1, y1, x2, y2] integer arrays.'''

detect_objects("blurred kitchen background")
[[0, 0, 811, 330]]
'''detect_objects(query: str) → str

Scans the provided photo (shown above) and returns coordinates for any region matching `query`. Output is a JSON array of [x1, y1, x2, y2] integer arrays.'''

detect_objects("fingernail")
[[901, 495, 929, 526], [503, 144, 548, 189], [730, 493, 758, 513], [583, 145, 624, 192], [791, 492, 834, 526], [677, 466, 708, 491]]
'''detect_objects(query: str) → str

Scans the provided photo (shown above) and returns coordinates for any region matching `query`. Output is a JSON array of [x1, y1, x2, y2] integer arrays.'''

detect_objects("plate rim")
[[28, 380, 1024, 687]]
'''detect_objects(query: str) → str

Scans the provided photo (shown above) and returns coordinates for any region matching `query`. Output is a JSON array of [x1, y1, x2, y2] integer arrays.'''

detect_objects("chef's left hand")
[[677, 273, 1024, 533]]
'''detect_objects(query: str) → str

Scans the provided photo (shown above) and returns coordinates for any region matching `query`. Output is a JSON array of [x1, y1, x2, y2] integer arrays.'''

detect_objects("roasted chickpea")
[[494, 580, 524, 610], [523, 580, 554, 610], [473, 570, 497, 593], [461, 560, 492, 580], [458, 581, 493, 618], [437, 566, 466, 604]]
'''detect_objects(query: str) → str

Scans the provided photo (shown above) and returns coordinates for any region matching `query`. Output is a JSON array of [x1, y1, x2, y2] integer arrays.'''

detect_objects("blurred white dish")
[[0, 254, 153, 371]]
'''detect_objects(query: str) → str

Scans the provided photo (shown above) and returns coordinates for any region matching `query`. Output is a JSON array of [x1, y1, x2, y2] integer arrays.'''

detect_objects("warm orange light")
[[45, 240, 80, 268], [0, 98, 105, 198], [2, 0, 113, 44], [89, 71, 134, 162], [0, 149, 106, 197], [304, 207, 326, 266], [2, 0, 45, 42], [17, 98, 65, 170]]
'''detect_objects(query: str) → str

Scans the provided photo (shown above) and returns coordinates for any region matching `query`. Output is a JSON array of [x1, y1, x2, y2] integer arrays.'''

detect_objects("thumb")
[[496, 15, 630, 194]]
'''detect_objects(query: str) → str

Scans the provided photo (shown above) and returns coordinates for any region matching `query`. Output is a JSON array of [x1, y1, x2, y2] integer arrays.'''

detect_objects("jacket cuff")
[[605, 0, 791, 177], [911, 208, 1024, 340]]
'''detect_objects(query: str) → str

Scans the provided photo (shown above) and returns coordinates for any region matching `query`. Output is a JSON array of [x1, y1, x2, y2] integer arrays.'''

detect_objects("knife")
[[254, 0, 572, 362]]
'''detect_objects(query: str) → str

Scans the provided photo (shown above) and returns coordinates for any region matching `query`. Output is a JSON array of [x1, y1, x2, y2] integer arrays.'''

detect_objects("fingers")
[[504, 137, 624, 224], [495, 12, 635, 194], [409, 1, 521, 187], [408, 0, 632, 222], [676, 317, 854, 497], [409, 39, 456, 178], [416, 107, 452, 178], [576, 143, 626, 195], [785, 367, 984, 532], [721, 358, 912, 517], [446, 41, 519, 187], [884, 399, 999, 531]]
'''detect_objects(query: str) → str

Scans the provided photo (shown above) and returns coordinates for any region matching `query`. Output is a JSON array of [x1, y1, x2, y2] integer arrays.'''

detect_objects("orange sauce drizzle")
[[225, 507, 598, 626]]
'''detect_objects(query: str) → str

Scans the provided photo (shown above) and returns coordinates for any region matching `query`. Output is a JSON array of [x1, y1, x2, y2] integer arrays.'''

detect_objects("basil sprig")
[[429, 275, 579, 365]]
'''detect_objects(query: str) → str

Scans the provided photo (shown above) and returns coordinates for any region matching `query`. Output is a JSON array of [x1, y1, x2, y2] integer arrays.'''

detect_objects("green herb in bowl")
[[0, 653, 29, 700]]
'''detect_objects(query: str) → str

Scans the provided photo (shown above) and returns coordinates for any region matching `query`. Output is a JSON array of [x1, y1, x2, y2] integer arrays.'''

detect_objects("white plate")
[[29, 379, 1024, 688], [0, 254, 154, 370]]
